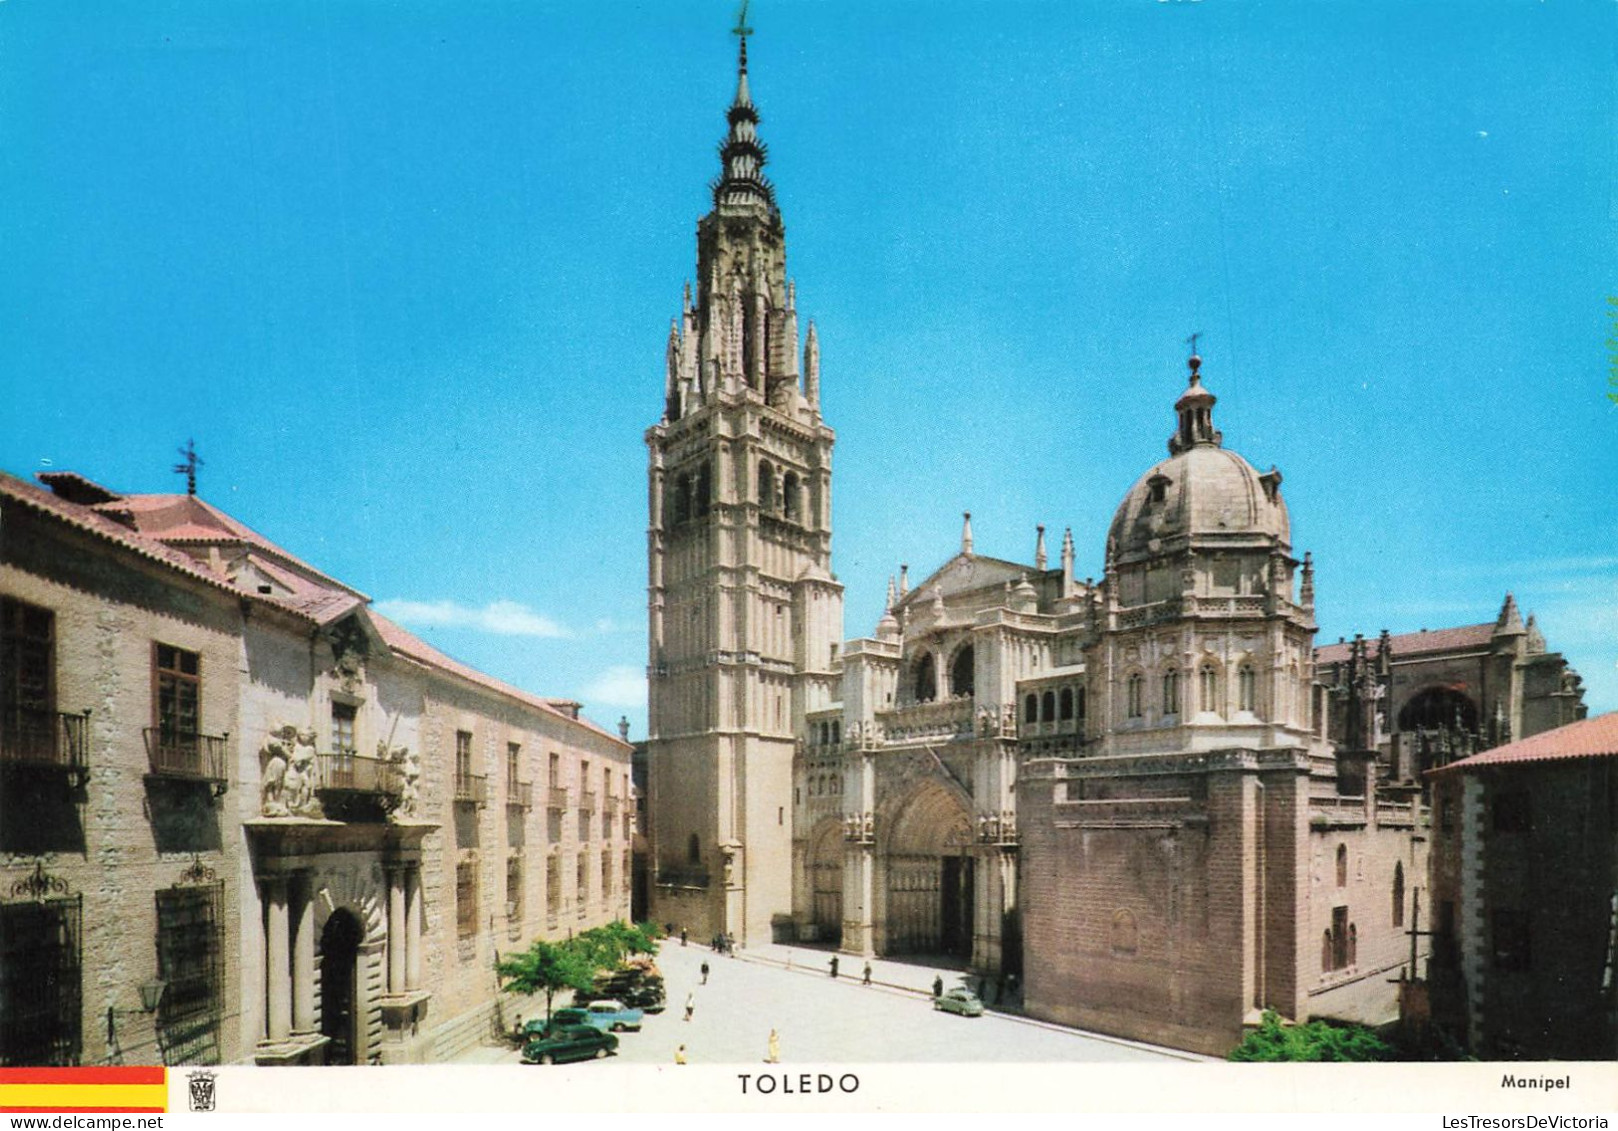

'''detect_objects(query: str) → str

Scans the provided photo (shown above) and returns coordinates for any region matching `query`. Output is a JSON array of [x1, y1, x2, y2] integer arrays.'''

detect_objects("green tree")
[[1228, 1010, 1394, 1062], [495, 939, 598, 1028]]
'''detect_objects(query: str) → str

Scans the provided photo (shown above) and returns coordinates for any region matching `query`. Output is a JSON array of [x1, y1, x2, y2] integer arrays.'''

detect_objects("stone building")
[[644, 29, 843, 945], [1427, 712, 1617, 1059], [1015, 360, 1437, 1055], [0, 469, 631, 1067]]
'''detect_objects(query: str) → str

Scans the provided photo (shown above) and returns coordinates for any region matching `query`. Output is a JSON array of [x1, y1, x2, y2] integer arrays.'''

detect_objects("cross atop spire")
[[715, 0, 774, 211], [733, 0, 753, 54]]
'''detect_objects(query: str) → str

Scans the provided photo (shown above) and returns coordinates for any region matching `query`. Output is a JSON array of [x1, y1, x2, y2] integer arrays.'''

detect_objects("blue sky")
[[4, 0, 1615, 737]]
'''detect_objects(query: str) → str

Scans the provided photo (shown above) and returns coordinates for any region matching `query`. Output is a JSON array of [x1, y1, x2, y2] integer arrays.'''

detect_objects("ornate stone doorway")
[[808, 820, 843, 945], [881, 778, 972, 957], [319, 908, 362, 1066]]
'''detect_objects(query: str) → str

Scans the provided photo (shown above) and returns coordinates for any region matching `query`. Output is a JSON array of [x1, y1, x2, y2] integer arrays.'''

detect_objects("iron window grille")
[[155, 878, 223, 1065], [1, 865, 83, 1066]]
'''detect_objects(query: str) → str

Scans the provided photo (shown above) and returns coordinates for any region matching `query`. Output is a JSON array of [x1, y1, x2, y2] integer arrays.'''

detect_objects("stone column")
[[404, 865, 423, 991], [386, 866, 406, 995], [291, 871, 316, 1035], [263, 876, 292, 1043]]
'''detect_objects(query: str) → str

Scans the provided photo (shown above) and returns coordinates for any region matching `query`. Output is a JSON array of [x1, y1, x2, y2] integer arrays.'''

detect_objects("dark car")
[[521, 1024, 619, 1065], [522, 1008, 592, 1038]]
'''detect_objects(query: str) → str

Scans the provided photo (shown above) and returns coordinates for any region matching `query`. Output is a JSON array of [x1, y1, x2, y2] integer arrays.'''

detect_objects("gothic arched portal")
[[807, 818, 843, 945], [881, 779, 973, 957]]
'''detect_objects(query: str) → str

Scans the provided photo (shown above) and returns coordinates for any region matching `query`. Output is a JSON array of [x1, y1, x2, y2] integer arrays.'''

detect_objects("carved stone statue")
[[283, 728, 321, 817], [259, 731, 292, 817], [385, 741, 420, 818]]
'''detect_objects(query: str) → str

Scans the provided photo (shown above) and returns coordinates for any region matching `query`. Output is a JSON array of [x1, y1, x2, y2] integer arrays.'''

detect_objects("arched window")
[[1393, 863, 1405, 928], [687, 833, 700, 865], [1041, 691, 1056, 723], [673, 473, 691, 524], [1126, 674, 1144, 719], [757, 460, 775, 511], [1162, 668, 1180, 715], [951, 646, 975, 698], [696, 462, 712, 515], [1336, 844, 1348, 888], [1200, 665, 1219, 714], [1238, 663, 1256, 713], [1059, 688, 1074, 720], [914, 653, 937, 702], [1398, 687, 1480, 733], [782, 471, 799, 520], [1024, 694, 1038, 724]]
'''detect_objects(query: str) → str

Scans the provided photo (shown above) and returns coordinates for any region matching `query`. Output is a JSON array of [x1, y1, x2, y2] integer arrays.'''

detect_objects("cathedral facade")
[[643, 22, 1587, 1054]]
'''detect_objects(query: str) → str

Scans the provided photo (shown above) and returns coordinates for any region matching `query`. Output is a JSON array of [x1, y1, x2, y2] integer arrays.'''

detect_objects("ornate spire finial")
[[961, 511, 974, 556], [173, 438, 203, 497], [1034, 525, 1047, 571]]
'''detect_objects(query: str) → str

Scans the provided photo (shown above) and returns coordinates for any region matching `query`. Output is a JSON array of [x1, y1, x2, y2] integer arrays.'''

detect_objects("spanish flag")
[[0, 1067, 168, 1113]]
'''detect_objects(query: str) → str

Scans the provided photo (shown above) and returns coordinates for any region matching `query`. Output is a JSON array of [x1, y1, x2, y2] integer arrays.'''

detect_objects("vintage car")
[[521, 1024, 619, 1065], [583, 998, 644, 1032], [934, 986, 985, 1017]]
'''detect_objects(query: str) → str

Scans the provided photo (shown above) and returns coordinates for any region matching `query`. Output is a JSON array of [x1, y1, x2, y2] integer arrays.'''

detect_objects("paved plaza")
[[456, 942, 1202, 1065]]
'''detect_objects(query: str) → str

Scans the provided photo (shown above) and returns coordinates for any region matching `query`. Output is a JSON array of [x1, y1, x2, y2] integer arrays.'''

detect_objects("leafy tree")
[[1228, 1010, 1394, 1062], [495, 939, 597, 1028]]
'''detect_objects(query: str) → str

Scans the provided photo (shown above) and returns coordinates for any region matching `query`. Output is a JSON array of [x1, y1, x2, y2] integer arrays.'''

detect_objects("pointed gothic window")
[[1041, 691, 1055, 723], [1199, 665, 1219, 714], [1126, 674, 1144, 719], [757, 460, 775, 511], [1059, 688, 1074, 721], [1336, 844, 1348, 888], [1024, 694, 1038, 724], [782, 471, 799, 520], [951, 646, 974, 698], [1162, 668, 1180, 715], [1238, 664, 1256, 713], [914, 654, 937, 703], [696, 463, 712, 516]]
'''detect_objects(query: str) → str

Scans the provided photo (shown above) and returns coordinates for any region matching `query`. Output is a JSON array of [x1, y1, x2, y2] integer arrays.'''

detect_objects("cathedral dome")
[[1106, 357, 1289, 565]]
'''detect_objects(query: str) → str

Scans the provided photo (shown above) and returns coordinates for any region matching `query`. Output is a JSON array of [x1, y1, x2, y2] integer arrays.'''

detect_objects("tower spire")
[[716, 0, 774, 211], [1168, 346, 1221, 455], [961, 512, 974, 556]]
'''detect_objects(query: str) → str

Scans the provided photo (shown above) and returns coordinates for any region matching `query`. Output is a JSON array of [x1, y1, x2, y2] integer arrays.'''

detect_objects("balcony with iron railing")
[[143, 727, 230, 793], [316, 749, 400, 800], [547, 786, 569, 810], [2, 707, 90, 783], [454, 772, 488, 807], [507, 780, 533, 810], [579, 790, 598, 812]]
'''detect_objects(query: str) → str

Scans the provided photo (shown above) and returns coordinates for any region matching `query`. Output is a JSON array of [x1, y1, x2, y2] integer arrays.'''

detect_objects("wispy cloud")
[[374, 598, 572, 638], [580, 665, 646, 709]]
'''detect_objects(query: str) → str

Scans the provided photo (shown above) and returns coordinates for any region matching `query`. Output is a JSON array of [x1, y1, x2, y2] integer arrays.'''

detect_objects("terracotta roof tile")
[[1429, 712, 1618, 775], [1315, 623, 1496, 665]]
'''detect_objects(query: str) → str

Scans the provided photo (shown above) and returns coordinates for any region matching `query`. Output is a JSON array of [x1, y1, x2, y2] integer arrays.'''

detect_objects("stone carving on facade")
[[843, 810, 874, 844], [260, 725, 323, 818], [383, 741, 419, 818]]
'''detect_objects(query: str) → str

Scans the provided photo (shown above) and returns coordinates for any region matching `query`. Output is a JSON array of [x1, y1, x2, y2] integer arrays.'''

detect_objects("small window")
[[1162, 668, 1180, 715], [1336, 845, 1348, 888], [456, 861, 478, 939], [1126, 674, 1144, 719], [331, 702, 357, 756], [1059, 688, 1074, 721], [1024, 694, 1038, 724], [506, 858, 523, 922], [1199, 665, 1218, 714], [687, 833, 700, 865], [1238, 664, 1256, 713], [1041, 691, 1055, 723]]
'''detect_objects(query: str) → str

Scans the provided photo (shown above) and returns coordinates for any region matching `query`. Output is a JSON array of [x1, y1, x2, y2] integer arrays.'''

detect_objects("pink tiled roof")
[[1315, 622, 1496, 665], [1430, 712, 1618, 775]]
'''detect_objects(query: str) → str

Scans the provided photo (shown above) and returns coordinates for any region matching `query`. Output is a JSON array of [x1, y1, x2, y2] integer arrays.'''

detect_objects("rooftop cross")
[[172, 438, 203, 497], [1185, 330, 1202, 358]]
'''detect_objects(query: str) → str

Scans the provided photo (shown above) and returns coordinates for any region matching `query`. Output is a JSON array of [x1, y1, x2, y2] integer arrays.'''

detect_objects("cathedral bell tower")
[[645, 14, 844, 945]]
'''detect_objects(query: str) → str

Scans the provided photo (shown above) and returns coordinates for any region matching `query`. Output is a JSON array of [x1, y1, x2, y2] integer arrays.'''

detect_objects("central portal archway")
[[320, 908, 363, 1065], [808, 819, 844, 945], [882, 779, 973, 957]]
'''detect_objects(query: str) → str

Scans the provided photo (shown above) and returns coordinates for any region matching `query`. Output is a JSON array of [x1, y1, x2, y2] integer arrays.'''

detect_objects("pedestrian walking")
[[767, 1029, 780, 1064], [684, 992, 696, 1022], [701, 960, 710, 985], [932, 975, 943, 999], [675, 1044, 687, 1065], [680, 927, 688, 947], [862, 961, 872, 986], [828, 954, 839, 979]]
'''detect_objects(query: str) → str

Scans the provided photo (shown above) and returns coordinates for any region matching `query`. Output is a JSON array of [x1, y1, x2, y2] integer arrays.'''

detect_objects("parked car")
[[521, 1025, 619, 1065], [522, 1009, 592, 1038], [934, 986, 985, 1017], [584, 999, 644, 1032], [578, 967, 666, 1013]]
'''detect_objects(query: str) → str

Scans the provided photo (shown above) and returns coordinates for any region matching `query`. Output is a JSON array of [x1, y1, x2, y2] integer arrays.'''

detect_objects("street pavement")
[[454, 940, 1202, 1066]]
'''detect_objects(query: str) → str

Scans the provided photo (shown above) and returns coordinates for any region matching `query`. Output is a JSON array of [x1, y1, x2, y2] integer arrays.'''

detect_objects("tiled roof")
[[1315, 623, 1496, 665], [1429, 712, 1618, 775]]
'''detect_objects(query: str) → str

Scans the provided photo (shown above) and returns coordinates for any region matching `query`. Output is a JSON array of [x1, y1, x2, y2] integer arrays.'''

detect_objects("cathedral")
[[644, 21, 1586, 1054]]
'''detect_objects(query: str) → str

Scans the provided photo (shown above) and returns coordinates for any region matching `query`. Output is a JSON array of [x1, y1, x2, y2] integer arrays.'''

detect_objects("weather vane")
[[173, 438, 203, 497]]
